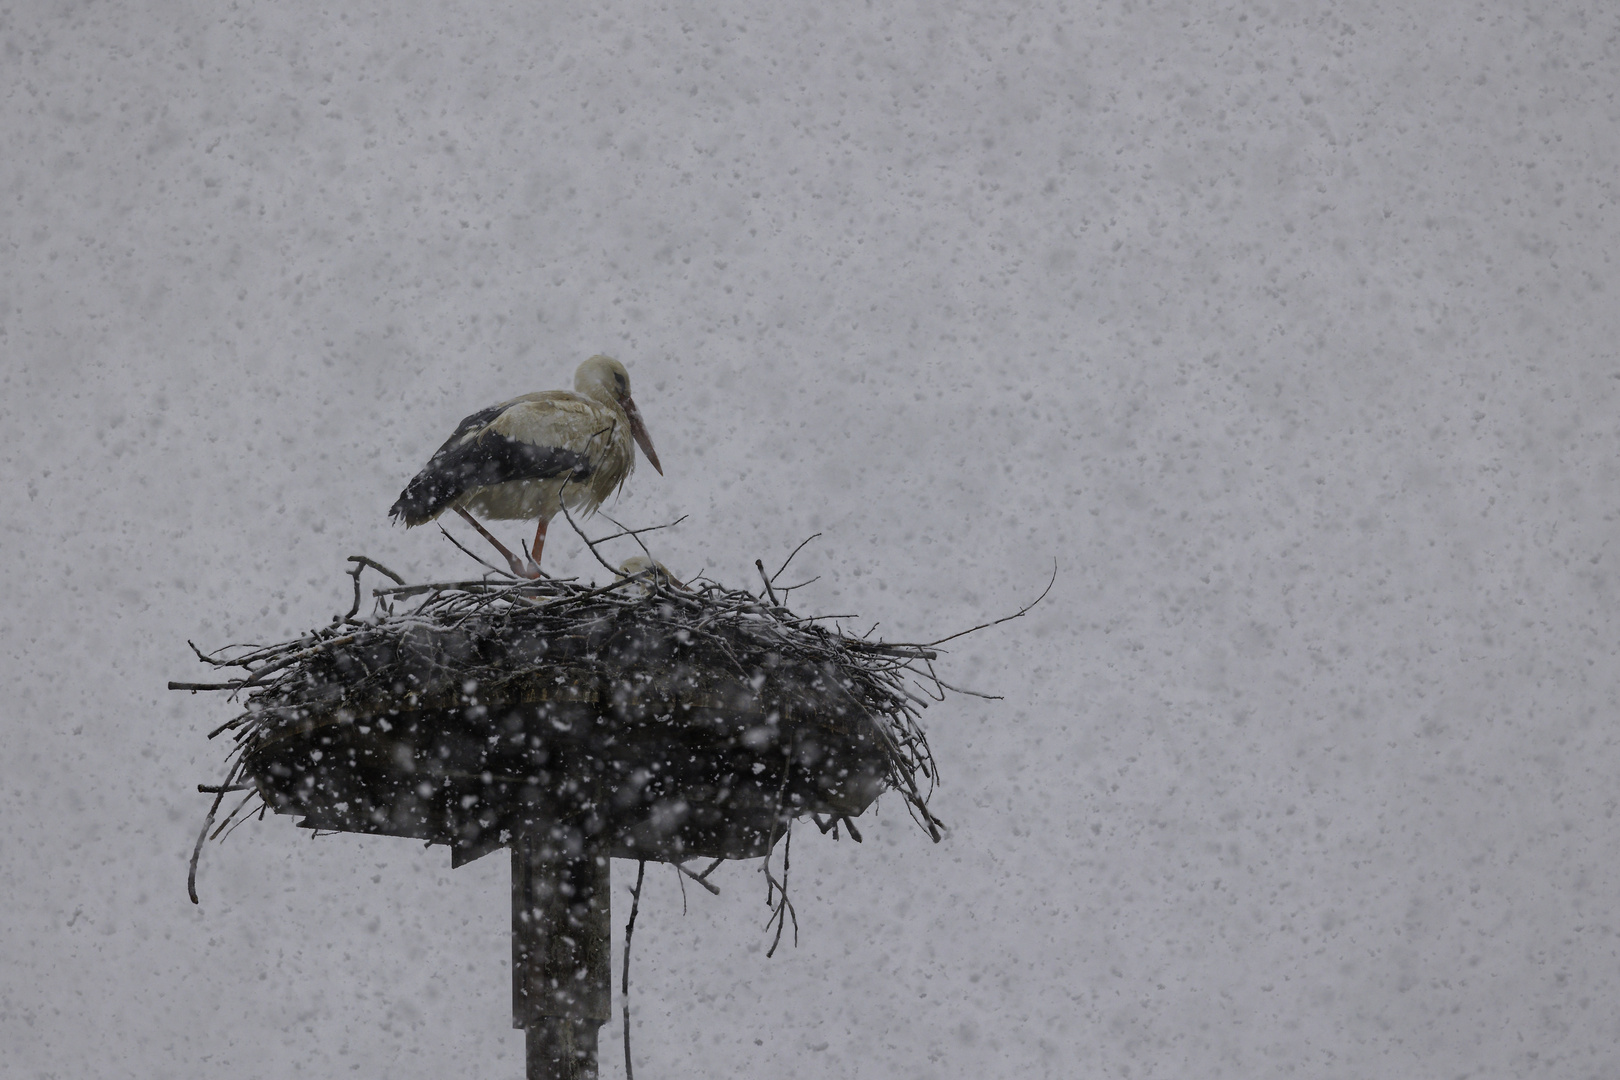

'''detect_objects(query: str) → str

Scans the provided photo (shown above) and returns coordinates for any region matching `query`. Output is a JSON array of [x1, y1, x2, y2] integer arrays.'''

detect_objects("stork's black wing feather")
[[428, 401, 509, 458], [390, 417, 593, 526]]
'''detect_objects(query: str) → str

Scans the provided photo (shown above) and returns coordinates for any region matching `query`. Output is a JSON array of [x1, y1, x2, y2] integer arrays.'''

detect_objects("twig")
[[931, 677, 1003, 701], [187, 640, 232, 667], [556, 486, 622, 576], [918, 560, 1056, 648], [765, 822, 797, 958], [760, 754, 799, 957], [345, 556, 405, 619], [373, 579, 507, 599], [437, 523, 511, 578], [675, 862, 722, 896], [771, 533, 822, 582], [233, 634, 357, 688], [774, 576, 821, 597], [622, 859, 646, 1080], [348, 555, 405, 584], [189, 760, 242, 904], [532, 573, 658, 612], [596, 513, 689, 548], [755, 560, 780, 606]]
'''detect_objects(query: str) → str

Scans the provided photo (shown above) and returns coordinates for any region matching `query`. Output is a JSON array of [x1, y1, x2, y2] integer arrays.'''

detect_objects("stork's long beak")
[[621, 394, 663, 475]]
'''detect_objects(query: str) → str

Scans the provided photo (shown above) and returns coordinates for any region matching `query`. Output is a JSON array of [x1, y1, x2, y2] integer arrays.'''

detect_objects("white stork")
[[390, 355, 662, 577]]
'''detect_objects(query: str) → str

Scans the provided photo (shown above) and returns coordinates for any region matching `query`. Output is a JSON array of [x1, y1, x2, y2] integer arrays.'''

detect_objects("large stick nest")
[[180, 538, 1015, 903]]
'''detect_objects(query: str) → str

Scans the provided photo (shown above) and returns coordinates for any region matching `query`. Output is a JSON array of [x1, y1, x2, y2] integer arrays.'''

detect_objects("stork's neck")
[[576, 381, 621, 409]]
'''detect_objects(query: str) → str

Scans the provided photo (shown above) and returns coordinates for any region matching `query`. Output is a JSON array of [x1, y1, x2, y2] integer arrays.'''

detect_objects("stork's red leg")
[[455, 508, 540, 579], [529, 518, 549, 572]]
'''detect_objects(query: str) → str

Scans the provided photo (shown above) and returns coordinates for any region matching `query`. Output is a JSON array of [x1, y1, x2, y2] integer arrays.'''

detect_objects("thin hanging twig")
[[622, 859, 646, 1080], [188, 758, 243, 904]]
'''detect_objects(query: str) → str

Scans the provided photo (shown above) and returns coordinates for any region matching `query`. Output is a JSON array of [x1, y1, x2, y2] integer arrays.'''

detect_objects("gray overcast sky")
[[4, 2, 1618, 1077]]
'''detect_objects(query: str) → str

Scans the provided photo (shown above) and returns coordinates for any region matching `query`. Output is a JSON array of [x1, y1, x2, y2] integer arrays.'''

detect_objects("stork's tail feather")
[[389, 478, 447, 527]]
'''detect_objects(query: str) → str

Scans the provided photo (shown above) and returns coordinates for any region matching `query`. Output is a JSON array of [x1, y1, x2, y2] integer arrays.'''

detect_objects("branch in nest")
[[755, 559, 780, 606], [436, 523, 512, 579], [556, 485, 623, 576], [345, 555, 405, 619], [771, 533, 822, 583], [597, 512, 688, 551]]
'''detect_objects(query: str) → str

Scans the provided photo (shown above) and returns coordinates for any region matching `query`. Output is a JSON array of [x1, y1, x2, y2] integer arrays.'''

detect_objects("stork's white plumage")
[[390, 355, 662, 577]]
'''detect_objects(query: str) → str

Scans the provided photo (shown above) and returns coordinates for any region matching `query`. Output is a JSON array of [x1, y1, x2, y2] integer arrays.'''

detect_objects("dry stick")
[[348, 555, 405, 584], [760, 752, 799, 957], [532, 572, 657, 613], [771, 532, 822, 583], [188, 639, 276, 670], [187, 640, 234, 668], [206, 715, 244, 739], [345, 555, 405, 619], [596, 512, 689, 550], [674, 861, 722, 896], [555, 485, 623, 577], [761, 760, 792, 907], [931, 675, 1004, 701], [374, 579, 550, 599], [622, 859, 647, 1080], [916, 559, 1057, 649], [436, 523, 511, 578], [774, 575, 821, 600], [766, 824, 797, 959], [217, 793, 267, 843], [754, 560, 780, 606], [192, 634, 357, 692], [209, 789, 258, 841], [189, 759, 243, 904]]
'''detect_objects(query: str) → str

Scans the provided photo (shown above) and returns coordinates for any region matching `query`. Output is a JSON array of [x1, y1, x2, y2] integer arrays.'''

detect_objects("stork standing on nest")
[[390, 355, 663, 578]]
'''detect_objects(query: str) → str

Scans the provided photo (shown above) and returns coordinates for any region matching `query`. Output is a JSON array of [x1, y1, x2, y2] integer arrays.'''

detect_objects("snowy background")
[[5, 2, 1619, 1077]]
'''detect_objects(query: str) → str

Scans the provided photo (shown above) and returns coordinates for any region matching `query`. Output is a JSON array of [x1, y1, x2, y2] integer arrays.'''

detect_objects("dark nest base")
[[184, 556, 947, 886]]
